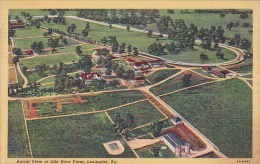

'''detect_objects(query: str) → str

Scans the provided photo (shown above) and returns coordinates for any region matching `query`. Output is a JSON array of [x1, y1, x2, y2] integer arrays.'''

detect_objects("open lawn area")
[[20, 52, 80, 69], [27, 113, 136, 158], [159, 10, 252, 41], [81, 90, 146, 111], [135, 141, 175, 158], [40, 18, 173, 53], [14, 36, 81, 51], [8, 101, 31, 157], [14, 27, 46, 38], [159, 46, 237, 64], [108, 100, 166, 128], [228, 58, 253, 74], [146, 69, 181, 84], [150, 70, 214, 96], [160, 79, 252, 157]]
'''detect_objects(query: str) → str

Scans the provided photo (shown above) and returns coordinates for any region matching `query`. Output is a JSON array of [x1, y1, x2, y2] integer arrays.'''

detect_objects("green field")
[[229, 58, 253, 74], [9, 9, 77, 19], [192, 69, 217, 78], [159, 46, 237, 64], [160, 79, 252, 157], [14, 37, 80, 51], [8, 101, 31, 157], [27, 113, 136, 158], [108, 100, 166, 128], [159, 10, 252, 41], [15, 27, 46, 38], [150, 70, 214, 96], [81, 90, 146, 111], [135, 141, 175, 158], [146, 69, 181, 84], [20, 53, 80, 69], [40, 18, 173, 53]]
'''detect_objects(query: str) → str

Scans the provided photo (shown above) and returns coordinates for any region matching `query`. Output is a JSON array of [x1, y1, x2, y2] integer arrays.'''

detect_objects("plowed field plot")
[[8, 101, 31, 158], [160, 79, 252, 158], [8, 67, 18, 84], [27, 113, 136, 158], [81, 90, 146, 111], [146, 69, 181, 84], [107, 100, 166, 128], [150, 70, 214, 96]]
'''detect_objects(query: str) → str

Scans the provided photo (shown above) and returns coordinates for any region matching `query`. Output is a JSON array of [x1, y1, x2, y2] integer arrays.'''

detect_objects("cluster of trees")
[[8, 83, 40, 97], [148, 41, 194, 56], [194, 9, 252, 14], [150, 120, 165, 137], [113, 112, 135, 140], [228, 34, 251, 50], [216, 49, 225, 60], [31, 41, 44, 54], [12, 47, 23, 56], [77, 9, 160, 28], [200, 53, 209, 62], [82, 22, 90, 38]]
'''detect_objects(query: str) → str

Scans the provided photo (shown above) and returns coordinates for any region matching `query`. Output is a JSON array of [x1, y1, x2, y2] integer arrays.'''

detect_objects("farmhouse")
[[149, 59, 165, 68], [10, 21, 25, 29], [170, 117, 183, 126], [80, 72, 102, 80], [162, 133, 191, 157], [130, 77, 146, 85], [24, 49, 34, 55], [126, 57, 151, 73]]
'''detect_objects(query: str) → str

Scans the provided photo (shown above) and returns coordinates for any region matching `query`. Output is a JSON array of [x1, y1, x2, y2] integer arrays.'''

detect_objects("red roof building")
[[24, 50, 34, 55], [130, 77, 146, 85], [10, 21, 25, 29], [81, 72, 101, 80]]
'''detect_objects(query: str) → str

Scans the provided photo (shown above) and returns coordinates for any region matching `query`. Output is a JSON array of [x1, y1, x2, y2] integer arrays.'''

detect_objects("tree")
[[98, 48, 110, 57], [133, 47, 139, 56], [147, 30, 153, 37], [127, 24, 130, 31], [119, 43, 126, 54], [109, 23, 112, 28], [49, 10, 57, 16], [82, 29, 88, 38], [115, 67, 125, 77], [127, 45, 132, 54], [31, 41, 44, 54], [200, 53, 209, 62], [85, 22, 90, 29], [124, 70, 135, 79], [12, 56, 19, 65], [219, 13, 225, 18], [12, 48, 23, 56], [112, 41, 119, 53], [62, 38, 68, 46], [150, 145, 160, 157], [151, 120, 164, 137], [67, 24, 77, 33], [227, 22, 234, 31], [182, 74, 192, 87], [47, 38, 59, 52], [75, 46, 83, 55], [126, 112, 134, 128]]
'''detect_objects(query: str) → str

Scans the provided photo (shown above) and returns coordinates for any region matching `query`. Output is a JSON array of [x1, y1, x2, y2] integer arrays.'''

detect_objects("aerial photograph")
[[8, 9, 252, 158]]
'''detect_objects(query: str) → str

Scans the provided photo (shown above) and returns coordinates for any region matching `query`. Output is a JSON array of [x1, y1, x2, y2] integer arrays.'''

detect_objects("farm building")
[[24, 50, 34, 55], [126, 57, 151, 73], [130, 77, 146, 85], [10, 21, 25, 29], [171, 117, 183, 126], [162, 133, 190, 157], [80, 72, 102, 81], [149, 59, 165, 68]]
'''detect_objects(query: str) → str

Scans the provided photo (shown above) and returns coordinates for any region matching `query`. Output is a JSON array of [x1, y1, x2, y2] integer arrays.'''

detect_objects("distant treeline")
[[194, 9, 252, 14]]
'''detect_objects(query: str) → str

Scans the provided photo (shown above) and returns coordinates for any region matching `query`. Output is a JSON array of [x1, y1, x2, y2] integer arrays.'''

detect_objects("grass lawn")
[[9, 9, 77, 19], [40, 18, 173, 53], [159, 10, 252, 41], [15, 27, 46, 38], [159, 46, 237, 64], [20, 52, 80, 69], [150, 70, 214, 96], [14, 36, 81, 51], [160, 79, 252, 157], [81, 90, 146, 111], [16, 66, 24, 85], [192, 69, 217, 78], [25, 71, 42, 84], [131, 119, 172, 137], [45, 44, 96, 55], [146, 69, 181, 84], [108, 100, 166, 128], [228, 58, 253, 74], [135, 141, 175, 158], [27, 113, 136, 158], [241, 74, 252, 79], [8, 101, 31, 157]]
